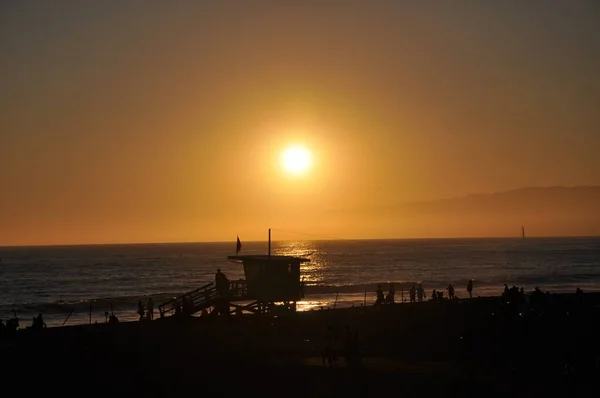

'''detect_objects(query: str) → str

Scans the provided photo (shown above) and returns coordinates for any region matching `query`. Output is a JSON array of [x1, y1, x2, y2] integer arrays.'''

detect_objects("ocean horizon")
[[3, 233, 600, 249]]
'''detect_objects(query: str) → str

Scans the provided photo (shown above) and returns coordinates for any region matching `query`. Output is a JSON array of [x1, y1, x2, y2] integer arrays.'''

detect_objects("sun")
[[280, 145, 313, 175]]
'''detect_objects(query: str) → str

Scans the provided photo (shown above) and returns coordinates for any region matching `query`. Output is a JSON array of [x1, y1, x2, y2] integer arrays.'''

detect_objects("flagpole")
[[268, 228, 271, 259]]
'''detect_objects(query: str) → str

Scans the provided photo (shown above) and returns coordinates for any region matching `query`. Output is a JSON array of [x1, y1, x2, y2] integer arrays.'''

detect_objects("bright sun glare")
[[280, 145, 313, 175]]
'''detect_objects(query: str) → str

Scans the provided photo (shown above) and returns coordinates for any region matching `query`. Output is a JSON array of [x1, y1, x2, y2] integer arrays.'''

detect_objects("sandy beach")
[[3, 292, 600, 397]]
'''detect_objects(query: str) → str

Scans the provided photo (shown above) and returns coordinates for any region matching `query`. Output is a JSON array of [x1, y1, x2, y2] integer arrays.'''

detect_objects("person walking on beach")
[[467, 280, 473, 299], [146, 298, 154, 321], [447, 284, 455, 300]]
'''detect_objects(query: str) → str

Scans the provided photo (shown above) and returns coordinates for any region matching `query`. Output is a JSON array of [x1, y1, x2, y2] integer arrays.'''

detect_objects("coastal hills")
[[361, 186, 600, 238]]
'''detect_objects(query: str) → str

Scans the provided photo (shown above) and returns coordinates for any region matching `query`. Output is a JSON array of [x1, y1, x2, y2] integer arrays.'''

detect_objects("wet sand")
[[4, 293, 600, 397]]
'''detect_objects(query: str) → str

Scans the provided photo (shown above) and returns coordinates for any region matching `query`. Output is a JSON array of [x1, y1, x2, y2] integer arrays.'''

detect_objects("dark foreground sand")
[[4, 293, 600, 397]]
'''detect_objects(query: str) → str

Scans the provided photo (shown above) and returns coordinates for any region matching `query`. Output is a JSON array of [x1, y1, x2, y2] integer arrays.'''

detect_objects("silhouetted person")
[[172, 298, 181, 315], [467, 280, 473, 298], [147, 298, 154, 320], [431, 290, 437, 301], [375, 285, 384, 305], [31, 313, 46, 330], [215, 268, 229, 297], [409, 285, 416, 303], [137, 300, 145, 321], [417, 284, 425, 302], [215, 268, 223, 287], [447, 284, 455, 300], [386, 283, 396, 304]]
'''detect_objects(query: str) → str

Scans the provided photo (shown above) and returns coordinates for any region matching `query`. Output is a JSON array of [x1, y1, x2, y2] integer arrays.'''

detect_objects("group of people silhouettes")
[[375, 283, 396, 305], [137, 298, 154, 321], [0, 313, 45, 337], [375, 279, 475, 305]]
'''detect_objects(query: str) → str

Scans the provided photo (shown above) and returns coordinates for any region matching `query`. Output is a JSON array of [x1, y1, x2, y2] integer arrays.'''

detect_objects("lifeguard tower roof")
[[227, 254, 310, 263]]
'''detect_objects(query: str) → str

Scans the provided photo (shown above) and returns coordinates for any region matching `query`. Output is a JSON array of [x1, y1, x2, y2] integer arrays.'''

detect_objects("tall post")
[[334, 292, 339, 309], [63, 308, 75, 326], [268, 228, 271, 259]]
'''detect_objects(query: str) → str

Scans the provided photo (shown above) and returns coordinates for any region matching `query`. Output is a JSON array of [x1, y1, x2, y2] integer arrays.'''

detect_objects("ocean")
[[1, 237, 599, 327]]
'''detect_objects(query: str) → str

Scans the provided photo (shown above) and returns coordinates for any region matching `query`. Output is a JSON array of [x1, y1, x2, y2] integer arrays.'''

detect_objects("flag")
[[236, 236, 242, 255]]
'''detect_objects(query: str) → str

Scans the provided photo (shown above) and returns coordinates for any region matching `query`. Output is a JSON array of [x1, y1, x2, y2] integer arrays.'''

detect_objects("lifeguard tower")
[[226, 253, 308, 313], [158, 230, 309, 317]]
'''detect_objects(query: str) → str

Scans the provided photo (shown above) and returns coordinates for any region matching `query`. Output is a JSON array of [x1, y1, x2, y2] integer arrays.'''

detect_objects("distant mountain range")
[[406, 185, 600, 212], [372, 186, 600, 238]]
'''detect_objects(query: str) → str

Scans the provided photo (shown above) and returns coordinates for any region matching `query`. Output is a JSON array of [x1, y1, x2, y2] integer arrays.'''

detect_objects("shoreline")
[[3, 292, 600, 396], [22, 290, 599, 331], [9, 285, 595, 328]]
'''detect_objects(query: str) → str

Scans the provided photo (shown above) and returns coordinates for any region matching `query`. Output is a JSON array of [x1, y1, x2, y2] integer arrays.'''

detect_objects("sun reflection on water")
[[272, 240, 326, 285]]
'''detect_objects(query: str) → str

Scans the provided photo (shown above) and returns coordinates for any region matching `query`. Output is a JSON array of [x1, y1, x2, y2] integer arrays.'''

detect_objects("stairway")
[[158, 282, 218, 317]]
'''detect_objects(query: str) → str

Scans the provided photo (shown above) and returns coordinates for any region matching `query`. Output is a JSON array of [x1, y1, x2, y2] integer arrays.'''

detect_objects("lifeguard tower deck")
[[158, 253, 310, 317]]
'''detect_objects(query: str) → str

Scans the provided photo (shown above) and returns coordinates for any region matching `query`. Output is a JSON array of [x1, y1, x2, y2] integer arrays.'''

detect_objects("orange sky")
[[1, 1, 599, 246]]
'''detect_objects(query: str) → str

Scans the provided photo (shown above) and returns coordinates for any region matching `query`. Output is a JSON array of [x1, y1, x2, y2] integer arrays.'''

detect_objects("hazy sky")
[[1, 1, 599, 245]]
